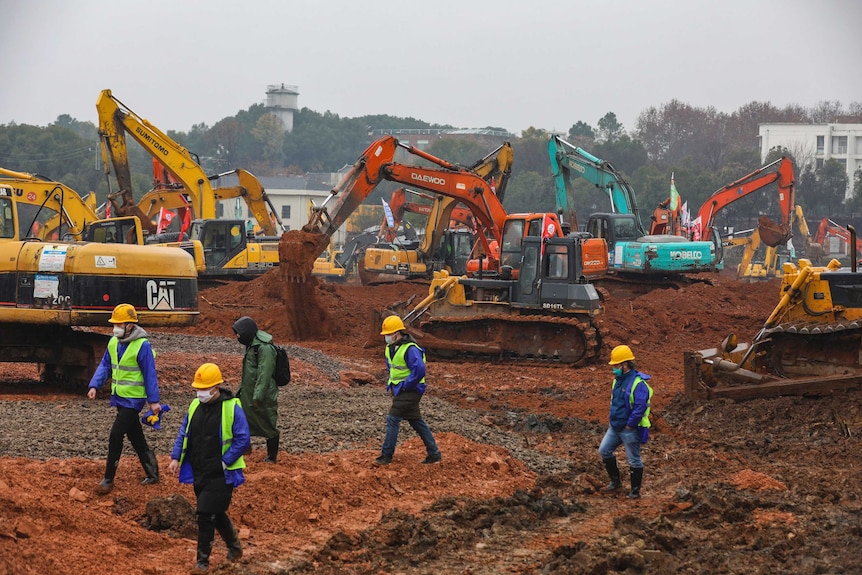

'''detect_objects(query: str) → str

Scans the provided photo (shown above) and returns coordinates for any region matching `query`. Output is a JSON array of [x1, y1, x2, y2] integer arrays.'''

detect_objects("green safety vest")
[[108, 337, 154, 399], [385, 341, 425, 388], [612, 375, 653, 428], [178, 398, 246, 470]]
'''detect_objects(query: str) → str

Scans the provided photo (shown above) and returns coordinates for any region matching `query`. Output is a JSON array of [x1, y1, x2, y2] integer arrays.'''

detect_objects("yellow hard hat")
[[109, 303, 138, 324], [192, 363, 224, 389], [608, 345, 635, 365], [380, 315, 405, 335]]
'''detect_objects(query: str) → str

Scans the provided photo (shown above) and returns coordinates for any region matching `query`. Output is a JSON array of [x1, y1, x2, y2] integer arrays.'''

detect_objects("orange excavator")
[[279, 136, 607, 363], [279, 136, 608, 282], [694, 157, 796, 279], [380, 187, 476, 242], [812, 218, 862, 265], [696, 157, 796, 246]]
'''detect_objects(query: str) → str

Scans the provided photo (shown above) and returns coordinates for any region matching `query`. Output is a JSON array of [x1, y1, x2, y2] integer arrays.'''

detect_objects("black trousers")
[[105, 406, 150, 479]]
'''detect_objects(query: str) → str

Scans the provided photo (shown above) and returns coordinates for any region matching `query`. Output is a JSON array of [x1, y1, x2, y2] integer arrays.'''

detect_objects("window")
[[816, 135, 825, 154], [281, 205, 291, 219], [832, 136, 848, 154]]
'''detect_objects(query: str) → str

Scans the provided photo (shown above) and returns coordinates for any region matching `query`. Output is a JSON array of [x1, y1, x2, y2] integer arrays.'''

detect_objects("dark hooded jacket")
[[232, 317, 279, 438]]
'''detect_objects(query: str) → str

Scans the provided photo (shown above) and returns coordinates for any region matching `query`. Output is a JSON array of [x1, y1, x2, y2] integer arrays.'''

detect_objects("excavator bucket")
[[278, 229, 330, 282], [757, 216, 792, 248]]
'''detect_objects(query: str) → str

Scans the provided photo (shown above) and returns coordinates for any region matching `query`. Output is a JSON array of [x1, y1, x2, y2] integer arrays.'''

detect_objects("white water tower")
[[265, 84, 299, 132]]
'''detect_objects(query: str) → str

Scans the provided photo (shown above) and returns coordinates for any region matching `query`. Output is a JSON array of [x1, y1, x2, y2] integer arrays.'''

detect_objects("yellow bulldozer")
[[684, 225, 862, 400]]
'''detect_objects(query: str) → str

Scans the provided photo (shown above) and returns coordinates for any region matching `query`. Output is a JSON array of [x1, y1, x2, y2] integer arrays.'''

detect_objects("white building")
[[758, 123, 862, 199]]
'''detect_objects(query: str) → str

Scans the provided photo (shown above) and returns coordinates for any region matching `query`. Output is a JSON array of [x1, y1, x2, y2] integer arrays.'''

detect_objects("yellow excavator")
[[0, 168, 198, 385], [96, 89, 283, 279]]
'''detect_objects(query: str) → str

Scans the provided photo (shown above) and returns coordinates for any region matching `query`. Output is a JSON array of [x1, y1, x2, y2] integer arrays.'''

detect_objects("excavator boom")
[[696, 157, 795, 245]]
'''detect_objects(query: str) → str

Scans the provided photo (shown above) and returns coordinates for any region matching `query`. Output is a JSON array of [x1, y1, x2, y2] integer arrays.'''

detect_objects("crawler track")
[[412, 313, 601, 365]]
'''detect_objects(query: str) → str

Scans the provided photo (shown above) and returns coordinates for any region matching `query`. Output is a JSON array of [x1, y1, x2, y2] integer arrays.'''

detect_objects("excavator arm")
[[0, 168, 106, 240], [282, 136, 510, 280], [96, 90, 282, 236], [696, 157, 795, 245], [548, 135, 645, 234]]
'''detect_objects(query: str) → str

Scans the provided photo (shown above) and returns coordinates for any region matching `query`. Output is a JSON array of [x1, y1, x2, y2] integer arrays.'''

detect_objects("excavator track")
[[411, 313, 601, 365]]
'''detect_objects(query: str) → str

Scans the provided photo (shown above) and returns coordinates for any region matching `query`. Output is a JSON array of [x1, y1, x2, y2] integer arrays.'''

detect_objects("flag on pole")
[[382, 199, 395, 229], [669, 173, 680, 212], [540, 213, 557, 260], [156, 208, 175, 234]]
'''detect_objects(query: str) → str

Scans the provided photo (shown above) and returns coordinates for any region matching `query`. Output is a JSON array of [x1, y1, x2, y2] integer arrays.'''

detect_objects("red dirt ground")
[[5, 268, 859, 574]]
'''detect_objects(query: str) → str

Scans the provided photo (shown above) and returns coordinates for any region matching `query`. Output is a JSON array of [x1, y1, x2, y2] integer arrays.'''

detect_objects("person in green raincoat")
[[232, 316, 280, 463]]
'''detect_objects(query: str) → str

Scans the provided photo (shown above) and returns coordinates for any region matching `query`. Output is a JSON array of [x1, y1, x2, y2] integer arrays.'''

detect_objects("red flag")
[[156, 208, 175, 234], [540, 214, 557, 259], [178, 207, 191, 238]]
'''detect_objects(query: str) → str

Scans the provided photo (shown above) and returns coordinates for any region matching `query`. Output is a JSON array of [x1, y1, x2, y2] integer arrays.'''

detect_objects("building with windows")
[[758, 123, 862, 199]]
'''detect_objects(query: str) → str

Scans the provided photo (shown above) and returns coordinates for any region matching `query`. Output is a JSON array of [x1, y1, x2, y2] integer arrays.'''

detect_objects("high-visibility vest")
[[178, 398, 246, 470], [611, 374, 653, 428], [108, 337, 153, 398], [385, 341, 425, 388]]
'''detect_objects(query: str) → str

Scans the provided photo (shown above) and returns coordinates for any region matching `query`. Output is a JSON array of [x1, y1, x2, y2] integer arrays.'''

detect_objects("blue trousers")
[[598, 426, 643, 469], [381, 415, 440, 459]]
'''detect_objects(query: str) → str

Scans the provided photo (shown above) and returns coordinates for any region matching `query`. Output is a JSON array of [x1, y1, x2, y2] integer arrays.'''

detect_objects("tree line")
[[1, 98, 861, 235]]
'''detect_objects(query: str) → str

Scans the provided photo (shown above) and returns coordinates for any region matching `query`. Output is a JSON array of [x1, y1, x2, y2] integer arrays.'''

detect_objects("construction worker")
[[87, 303, 161, 494], [168, 363, 250, 574], [232, 316, 280, 462], [374, 315, 441, 466], [598, 345, 653, 499]]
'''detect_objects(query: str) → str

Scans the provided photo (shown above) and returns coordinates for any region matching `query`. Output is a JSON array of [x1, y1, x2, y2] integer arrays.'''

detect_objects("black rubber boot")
[[600, 457, 622, 492], [96, 455, 120, 495], [191, 537, 213, 573], [264, 434, 279, 463], [216, 515, 243, 562], [628, 467, 644, 499], [139, 450, 160, 485]]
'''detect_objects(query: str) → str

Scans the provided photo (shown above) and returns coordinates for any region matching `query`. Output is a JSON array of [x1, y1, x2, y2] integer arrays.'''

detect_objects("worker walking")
[[232, 316, 280, 463], [168, 363, 250, 574], [87, 303, 162, 494], [374, 316, 441, 466], [598, 345, 653, 499]]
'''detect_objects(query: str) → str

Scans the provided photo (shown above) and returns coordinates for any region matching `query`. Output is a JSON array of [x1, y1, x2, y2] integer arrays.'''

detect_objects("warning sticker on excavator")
[[95, 256, 117, 268], [38, 246, 68, 272]]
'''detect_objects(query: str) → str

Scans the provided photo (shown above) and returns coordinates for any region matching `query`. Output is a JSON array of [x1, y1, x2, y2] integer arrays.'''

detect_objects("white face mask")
[[384, 334, 397, 345], [196, 388, 216, 403], [113, 325, 126, 338]]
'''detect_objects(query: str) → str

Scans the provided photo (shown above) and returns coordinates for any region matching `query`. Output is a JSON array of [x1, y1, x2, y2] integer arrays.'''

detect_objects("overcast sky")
[[2, 0, 859, 136]]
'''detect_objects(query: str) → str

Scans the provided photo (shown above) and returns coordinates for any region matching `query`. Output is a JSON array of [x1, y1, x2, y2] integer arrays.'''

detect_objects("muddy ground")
[[1, 269, 861, 575]]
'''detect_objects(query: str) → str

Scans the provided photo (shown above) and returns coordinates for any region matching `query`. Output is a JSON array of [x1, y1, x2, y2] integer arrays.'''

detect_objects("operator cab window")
[[546, 246, 569, 280], [0, 198, 13, 238], [614, 220, 638, 241]]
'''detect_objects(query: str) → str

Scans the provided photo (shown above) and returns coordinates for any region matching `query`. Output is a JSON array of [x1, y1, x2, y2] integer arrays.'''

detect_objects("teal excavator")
[[548, 135, 721, 279]]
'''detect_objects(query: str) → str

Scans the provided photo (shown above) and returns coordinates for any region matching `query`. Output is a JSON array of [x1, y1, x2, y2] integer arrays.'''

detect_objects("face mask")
[[612, 367, 624, 377], [384, 334, 397, 345], [113, 326, 126, 338], [196, 388, 216, 403]]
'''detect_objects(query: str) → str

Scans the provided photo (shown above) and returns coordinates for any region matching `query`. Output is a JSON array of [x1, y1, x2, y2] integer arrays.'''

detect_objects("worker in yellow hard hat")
[[373, 315, 441, 466], [87, 303, 162, 494], [168, 363, 250, 574], [598, 345, 653, 499]]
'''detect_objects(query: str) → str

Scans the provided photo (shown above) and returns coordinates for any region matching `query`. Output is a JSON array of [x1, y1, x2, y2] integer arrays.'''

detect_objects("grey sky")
[[2, 0, 858, 136]]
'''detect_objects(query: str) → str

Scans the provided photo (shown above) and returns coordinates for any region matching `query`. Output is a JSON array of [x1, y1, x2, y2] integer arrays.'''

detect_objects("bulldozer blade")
[[757, 216, 792, 248]]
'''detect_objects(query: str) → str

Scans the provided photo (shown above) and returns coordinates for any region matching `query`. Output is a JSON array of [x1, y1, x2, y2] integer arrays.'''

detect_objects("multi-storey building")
[[758, 122, 862, 199]]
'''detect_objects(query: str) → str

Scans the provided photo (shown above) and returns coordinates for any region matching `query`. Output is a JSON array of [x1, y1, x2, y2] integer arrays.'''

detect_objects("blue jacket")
[[609, 369, 652, 431], [88, 330, 159, 411], [170, 392, 251, 487]]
